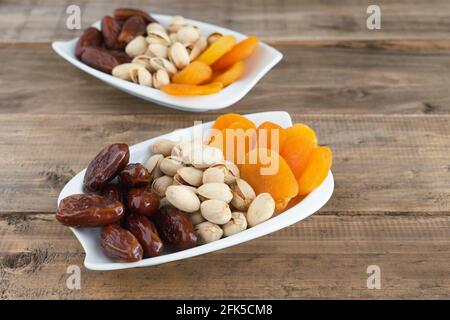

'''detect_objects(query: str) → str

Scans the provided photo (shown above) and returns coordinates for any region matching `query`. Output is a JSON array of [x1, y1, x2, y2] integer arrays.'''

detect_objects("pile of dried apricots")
[[209, 113, 333, 211]]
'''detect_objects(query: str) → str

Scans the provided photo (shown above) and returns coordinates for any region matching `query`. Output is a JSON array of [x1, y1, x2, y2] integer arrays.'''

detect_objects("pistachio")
[[146, 22, 166, 34], [230, 179, 256, 211], [146, 29, 171, 46], [132, 55, 153, 70], [195, 222, 223, 244], [207, 32, 222, 45], [171, 139, 204, 162], [197, 183, 233, 203], [200, 199, 232, 225], [125, 35, 148, 58], [151, 139, 176, 156], [145, 43, 168, 59], [152, 69, 171, 89], [165, 185, 201, 213], [246, 193, 275, 227], [112, 63, 144, 80], [144, 154, 164, 179], [168, 16, 188, 33], [151, 175, 174, 197], [150, 57, 177, 76], [188, 36, 207, 61], [211, 161, 240, 184], [159, 156, 184, 176], [222, 211, 247, 237], [202, 167, 226, 184], [176, 166, 204, 187], [169, 33, 179, 43], [130, 67, 153, 87], [177, 26, 200, 45], [191, 145, 224, 169], [189, 211, 206, 226], [168, 42, 190, 69]]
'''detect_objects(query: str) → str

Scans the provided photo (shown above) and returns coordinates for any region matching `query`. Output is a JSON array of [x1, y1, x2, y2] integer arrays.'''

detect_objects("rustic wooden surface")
[[1, 0, 450, 299]]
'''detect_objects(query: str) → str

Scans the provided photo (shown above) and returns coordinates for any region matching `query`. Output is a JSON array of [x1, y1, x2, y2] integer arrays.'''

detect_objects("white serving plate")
[[52, 14, 283, 112], [58, 112, 334, 271]]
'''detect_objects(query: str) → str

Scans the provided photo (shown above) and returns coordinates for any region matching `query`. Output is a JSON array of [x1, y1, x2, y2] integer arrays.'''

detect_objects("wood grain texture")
[[1, 0, 450, 42], [1, 213, 449, 299], [0, 114, 449, 213], [1, 43, 450, 115]]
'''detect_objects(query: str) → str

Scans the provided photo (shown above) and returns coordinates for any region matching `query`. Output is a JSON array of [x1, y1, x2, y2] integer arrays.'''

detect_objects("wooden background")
[[1, 0, 449, 299]]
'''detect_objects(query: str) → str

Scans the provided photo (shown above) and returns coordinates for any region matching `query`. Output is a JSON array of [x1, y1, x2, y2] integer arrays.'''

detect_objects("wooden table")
[[1, 0, 449, 299]]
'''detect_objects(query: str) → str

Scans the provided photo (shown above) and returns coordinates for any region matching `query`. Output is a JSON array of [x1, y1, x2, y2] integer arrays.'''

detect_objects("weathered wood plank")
[[0, 114, 449, 213], [1, 213, 449, 299], [1, 43, 450, 115], [1, 0, 450, 42]]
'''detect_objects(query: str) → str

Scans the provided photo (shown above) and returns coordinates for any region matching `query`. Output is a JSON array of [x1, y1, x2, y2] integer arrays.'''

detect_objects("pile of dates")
[[56, 138, 276, 263]]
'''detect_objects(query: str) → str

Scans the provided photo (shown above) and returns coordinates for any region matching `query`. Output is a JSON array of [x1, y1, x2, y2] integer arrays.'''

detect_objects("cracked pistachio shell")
[[211, 160, 240, 184], [145, 43, 169, 59], [195, 221, 223, 244], [159, 156, 184, 176], [188, 36, 207, 61], [150, 57, 177, 76], [151, 139, 176, 156], [202, 167, 226, 184], [168, 16, 188, 33], [246, 193, 275, 227], [144, 154, 164, 179], [132, 55, 153, 70], [112, 63, 144, 80], [176, 26, 200, 45], [222, 211, 247, 237], [152, 69, 171, 89], [130, 67, 152, 87], [125, 35, 148, 58], [176, 166, 204, 187], [230, 179, 256, 211], [146, 29, 171, 46], [152, 175, 174, 197], [197, 183, 233, 203], [146, 22, 166, 34], [200, 199, 232, 225], [165, 185, 200, 213], [168, 42, 190, 69], [189, 145, 224, 169], [207, 32, 222, 45]]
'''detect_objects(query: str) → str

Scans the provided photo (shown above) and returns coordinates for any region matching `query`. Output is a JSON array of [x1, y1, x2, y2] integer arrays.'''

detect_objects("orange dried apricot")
[[256, 121, 287, 152], [280, 136, 315, 179], [211, 113, 256, 131], [196, 35, 236, 65], [212, 36, 259, 71], [286, 123, 318, 146], [240, 148, 299, 211], [297, 146, 332, 196], [172, 61, 212, 85], [161, 82, 222, 96], [209, 120, 257, 164], [210, 61, 245, 87]]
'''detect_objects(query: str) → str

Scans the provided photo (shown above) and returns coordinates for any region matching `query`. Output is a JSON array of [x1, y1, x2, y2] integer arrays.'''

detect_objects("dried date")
[[127, 187, 159, 216], [56, 194, 124, 227], [101, 16, 122, 50], [119, 163, 150, 188], [75, 27, 102, 59], [101, 224, 143, 262], [113, 8, 156, 24], [80, 46, 122, 74], [117, 16, 147, 45], [124, 214, 163, 257], [83, 143, 130, 192]]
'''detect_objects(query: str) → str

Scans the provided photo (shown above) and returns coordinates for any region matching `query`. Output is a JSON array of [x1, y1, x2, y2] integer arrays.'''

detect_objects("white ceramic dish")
[[58, 112, 334, 270], [52, 14, 283, 112]]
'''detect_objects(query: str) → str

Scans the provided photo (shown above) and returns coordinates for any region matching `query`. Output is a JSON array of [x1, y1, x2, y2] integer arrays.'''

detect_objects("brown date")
[[100, 183, 124, 204], [154, 206, 197, 251], [80, 46, 121, 74], [75, 27, 102, 59], [119, 163, 150, 188], [111, 51, 132, 64], [124, 214, 163, 258], [101, 224, 143, 262], [113, 8, 156, 24], [83, 143, 130, 192], [127, 187, 159, 216], [56, 194, 124, 227], [101, 16, 122, 50], [117, 16, 147, 44]]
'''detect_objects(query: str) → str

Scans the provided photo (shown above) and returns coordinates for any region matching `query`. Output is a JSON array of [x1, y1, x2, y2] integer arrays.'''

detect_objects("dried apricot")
[[196, 35, 236, 65], [256, 121, 287, 152], [280, 136, 315, 179], [210, 61, 245, 87], [212, 36, 259, 71], [172, 61, 212, 85], [297, 146, 332, 196], [209, 120, 257, 164], [286, 123, 318, 146], [240, 148, 298, 211], [161, 82, 222, 96], [211, 113, 256, 131]]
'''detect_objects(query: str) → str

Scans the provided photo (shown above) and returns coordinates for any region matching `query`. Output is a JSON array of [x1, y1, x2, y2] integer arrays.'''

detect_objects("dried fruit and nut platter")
[[52, 8, 282, 111], [57, 112, 334, 270]]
